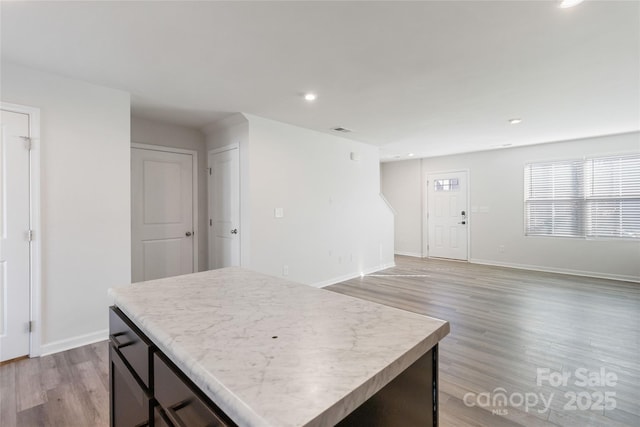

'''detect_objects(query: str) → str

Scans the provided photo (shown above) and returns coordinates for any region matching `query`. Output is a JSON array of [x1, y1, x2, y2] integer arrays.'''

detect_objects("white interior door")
[[427, 171, 468, 260], [132, 148, 194, 282], [208, 148, 239, 269], [0, 109, 31, 361]]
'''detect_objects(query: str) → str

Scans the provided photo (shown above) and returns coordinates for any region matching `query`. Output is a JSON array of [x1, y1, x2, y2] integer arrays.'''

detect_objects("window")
[[434, 178, 459, 192], [524, 154, 640, 239]]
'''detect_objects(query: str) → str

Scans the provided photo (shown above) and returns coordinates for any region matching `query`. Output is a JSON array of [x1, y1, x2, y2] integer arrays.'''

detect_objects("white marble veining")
[[109, 268, 449, 427]]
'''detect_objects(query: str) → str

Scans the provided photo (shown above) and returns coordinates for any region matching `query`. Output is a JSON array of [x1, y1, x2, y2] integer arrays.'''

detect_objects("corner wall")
[[2, 63, 132, 353], [381, 159, 422, 257], [131, 116, 208, 270], [246, 115, 394, 286]]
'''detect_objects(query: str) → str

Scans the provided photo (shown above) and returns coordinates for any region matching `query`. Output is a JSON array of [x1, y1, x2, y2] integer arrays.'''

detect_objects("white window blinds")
[[585, 155, 640, 238], [524, 154, 640, 239]]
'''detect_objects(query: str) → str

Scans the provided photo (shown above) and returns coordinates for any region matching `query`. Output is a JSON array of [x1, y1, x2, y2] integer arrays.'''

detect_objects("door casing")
[[423, 169, 470, 261], [0, 102, 42, 358], [131, 143, 199, 280], [208, 144, 240, 269]]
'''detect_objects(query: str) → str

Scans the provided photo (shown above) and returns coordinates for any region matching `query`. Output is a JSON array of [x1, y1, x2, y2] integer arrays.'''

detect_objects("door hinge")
[[20, 136, 32, 151], [28, 321, 34, 332], [27, 229, 34, 241], [209, 168, 212, 175], [209, 219, 212, 226]]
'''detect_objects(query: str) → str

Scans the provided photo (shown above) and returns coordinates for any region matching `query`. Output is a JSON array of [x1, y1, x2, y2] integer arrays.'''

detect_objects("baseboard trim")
[[312, 262, 396, 288], [40, 329, 109, 357], [394, 251, 423, 258], [469, 258, 640, 283]]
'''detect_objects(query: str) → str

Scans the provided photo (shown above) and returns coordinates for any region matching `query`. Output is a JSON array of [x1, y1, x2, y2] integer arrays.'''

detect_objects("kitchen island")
[[108, 267, 449, 427]]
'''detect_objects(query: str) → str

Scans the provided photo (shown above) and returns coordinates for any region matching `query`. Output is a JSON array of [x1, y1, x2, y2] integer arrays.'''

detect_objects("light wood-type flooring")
[[329, 256, 640, 427], [0, 341, 108, 426], [1, 256, 638, 426]]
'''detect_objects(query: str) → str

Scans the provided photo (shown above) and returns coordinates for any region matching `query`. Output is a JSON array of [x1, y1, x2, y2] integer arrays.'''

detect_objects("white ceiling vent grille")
[[331, 126, 352, 133]]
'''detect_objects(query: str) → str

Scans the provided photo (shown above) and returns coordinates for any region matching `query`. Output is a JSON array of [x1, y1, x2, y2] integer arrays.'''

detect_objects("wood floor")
[[0, 341, 109, 426], [329, 257, 640, 427], [1, 256, 638, 426]]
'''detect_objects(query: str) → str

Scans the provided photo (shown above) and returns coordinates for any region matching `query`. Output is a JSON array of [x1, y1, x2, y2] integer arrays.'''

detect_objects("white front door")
[[131, 148, 194, 282], [427, 171, 469, 260], [0, 109, 31, 361], [208, 148, 240, 269]]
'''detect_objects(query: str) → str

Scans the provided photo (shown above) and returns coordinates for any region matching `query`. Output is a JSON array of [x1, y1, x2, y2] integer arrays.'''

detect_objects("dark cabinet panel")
[[109, 307, 154, 388], [335, 347, 437, 427], [109, 345, 151, 427], [154, 406, 172, 427], [154, 352, 233, 427]]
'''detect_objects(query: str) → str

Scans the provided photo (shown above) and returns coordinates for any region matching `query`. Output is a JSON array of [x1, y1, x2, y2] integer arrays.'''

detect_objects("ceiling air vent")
[[331, 126, 352, 133]]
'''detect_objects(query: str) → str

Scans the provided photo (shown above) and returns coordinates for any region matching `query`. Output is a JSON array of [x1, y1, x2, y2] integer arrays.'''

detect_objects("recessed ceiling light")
[[408, 153, 415, 157], [559, 0, 584, 8], [509, 118, 522, 124], [304, 93, 317, 101]]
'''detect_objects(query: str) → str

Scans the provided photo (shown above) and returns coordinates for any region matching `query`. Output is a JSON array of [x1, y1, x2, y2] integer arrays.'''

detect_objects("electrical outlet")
[[498, 245, 505, 253]]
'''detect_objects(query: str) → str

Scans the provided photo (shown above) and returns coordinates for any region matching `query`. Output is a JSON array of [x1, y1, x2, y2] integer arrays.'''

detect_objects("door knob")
[[230, 229, 238, 234], [458, 221, 466, 225], [185, 231, 192, 237]]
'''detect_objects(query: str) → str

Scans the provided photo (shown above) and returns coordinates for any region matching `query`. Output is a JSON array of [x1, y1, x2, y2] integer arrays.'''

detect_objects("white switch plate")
[[274, 207, 284, 218], [282, 265, 289, 276]]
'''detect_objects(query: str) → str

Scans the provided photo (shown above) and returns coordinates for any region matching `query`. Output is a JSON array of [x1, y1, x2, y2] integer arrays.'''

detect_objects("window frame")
[[524, 153, 640, 240]]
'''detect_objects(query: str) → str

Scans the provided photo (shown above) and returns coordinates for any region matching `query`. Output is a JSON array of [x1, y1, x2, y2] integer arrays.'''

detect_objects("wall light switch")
[[274, 208, 284, 218]]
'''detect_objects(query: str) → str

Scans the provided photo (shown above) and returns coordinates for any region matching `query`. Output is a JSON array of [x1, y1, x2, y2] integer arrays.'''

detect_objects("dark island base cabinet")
[[109, 306, 154, 427], [110, 306, 439, 427], [110, 345, 152, 427], [109, 306, 235, 427], [154, 351, 234, 427], [336, 347, 437, 427]]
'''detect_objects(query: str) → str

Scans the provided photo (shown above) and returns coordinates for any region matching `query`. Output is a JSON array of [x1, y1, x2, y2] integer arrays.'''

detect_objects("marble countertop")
[[109, 267, 449, 427]]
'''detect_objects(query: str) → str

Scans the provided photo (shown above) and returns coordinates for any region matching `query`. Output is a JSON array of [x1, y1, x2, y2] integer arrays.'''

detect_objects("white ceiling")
[[1, 1, 638, 160]]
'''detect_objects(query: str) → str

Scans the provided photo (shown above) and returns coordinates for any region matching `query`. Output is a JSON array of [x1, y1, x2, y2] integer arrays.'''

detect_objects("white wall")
[[246, 115, 394, 286], [204, 114, 394, 285], [381, 132, 640, 282], [205, 114, 249, 152], [131, 116, 208, 270], [381, 159, 422, 257], [1, 63, 131, 353]]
